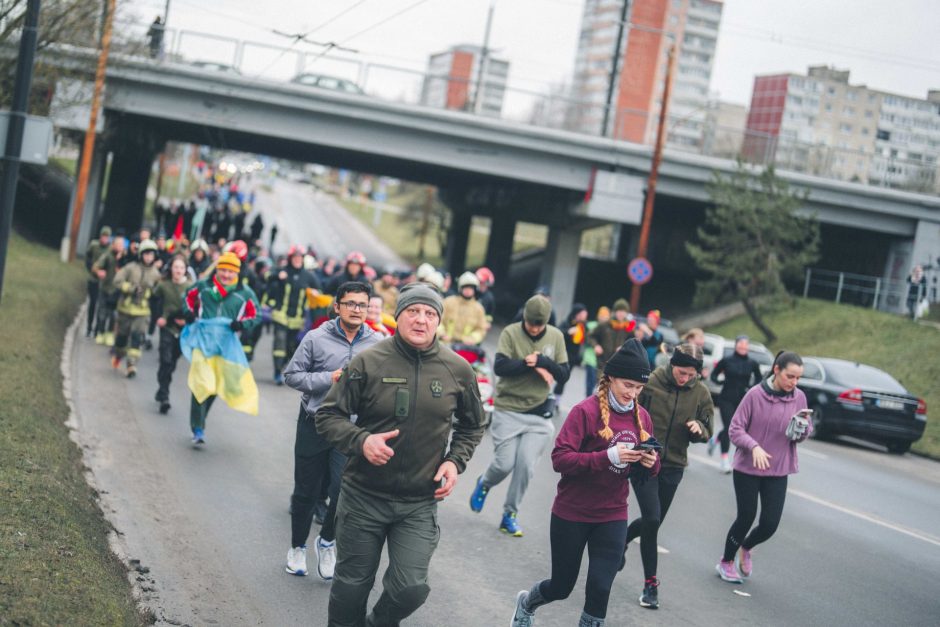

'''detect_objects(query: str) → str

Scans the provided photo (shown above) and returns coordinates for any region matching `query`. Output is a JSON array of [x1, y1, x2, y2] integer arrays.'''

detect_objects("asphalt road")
[[67, 184, 940, 626]]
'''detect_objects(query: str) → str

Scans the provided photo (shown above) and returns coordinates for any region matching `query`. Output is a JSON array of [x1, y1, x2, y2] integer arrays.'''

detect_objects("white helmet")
[[415, 262, 435, 281], [457, 271, 480, 289], [424, 271, 445, 291]]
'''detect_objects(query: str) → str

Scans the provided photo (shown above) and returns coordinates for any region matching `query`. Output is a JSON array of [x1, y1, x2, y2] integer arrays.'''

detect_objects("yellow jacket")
[[440, 295, 486, 345], [113, 262, 162, 317]]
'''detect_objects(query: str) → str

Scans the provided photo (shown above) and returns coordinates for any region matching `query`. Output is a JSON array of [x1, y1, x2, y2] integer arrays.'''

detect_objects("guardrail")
[[802, 267, 935, 315]]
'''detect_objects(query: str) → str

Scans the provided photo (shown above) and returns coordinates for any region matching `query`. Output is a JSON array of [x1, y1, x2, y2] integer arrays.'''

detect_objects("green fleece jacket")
[[315, 334, 486, 501], [638, 365, 714, 468]]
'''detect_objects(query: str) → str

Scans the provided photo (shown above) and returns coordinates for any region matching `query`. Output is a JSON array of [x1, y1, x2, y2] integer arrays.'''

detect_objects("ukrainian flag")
[[180, 318, 259, 416]]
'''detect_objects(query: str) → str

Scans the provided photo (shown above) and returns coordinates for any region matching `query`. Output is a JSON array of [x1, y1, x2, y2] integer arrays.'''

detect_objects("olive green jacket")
[[638, 365, 714, 468]]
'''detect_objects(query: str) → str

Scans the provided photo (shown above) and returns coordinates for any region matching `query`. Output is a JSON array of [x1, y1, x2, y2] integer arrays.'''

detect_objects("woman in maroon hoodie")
[[509, 339, 660, 627]]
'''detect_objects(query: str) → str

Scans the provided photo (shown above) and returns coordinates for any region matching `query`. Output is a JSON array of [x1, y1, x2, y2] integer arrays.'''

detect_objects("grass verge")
[[0, 233, 144, 623], [707, 298, 940, 458]]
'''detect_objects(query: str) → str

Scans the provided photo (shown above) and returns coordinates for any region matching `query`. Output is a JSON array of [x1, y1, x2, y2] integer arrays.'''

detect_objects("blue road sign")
[[628, 257, 653, 286]]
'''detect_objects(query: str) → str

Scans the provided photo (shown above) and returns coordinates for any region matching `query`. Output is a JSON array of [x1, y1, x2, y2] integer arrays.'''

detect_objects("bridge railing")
[[802, 267, 935, 314], [39, 18, 940, 196]]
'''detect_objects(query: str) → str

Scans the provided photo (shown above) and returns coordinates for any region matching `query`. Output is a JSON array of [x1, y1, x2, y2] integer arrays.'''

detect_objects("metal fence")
[[802, 268, 933, 314]]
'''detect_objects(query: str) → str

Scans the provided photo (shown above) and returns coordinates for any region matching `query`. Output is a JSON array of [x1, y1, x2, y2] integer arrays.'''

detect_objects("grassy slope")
[[0, 234, 142, 623], [708, 298, 940, 457]]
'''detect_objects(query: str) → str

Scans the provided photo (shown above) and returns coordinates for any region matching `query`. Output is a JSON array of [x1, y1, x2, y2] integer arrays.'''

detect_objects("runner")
[[181, 252, 260, 445], [469, 295, 569, 537], [282, 281, 382, 580], [365, 294, 393, 337], [315, 283, 486, 626], [91, 231, 127, 346], [439, 272, 487, 346], [588, 299, 634, 373], [581, 306, 609, 397], [716, 351, 811, 584], [84, 226, 111, 337], [371, 268, 399, 318], [620, 342, 713, 609], [267, 245, 320, 384], [152, 254, 193, 414], [709, 335, 763, 473], [110, 240, 162, 378], [510, 339, 659, 627]]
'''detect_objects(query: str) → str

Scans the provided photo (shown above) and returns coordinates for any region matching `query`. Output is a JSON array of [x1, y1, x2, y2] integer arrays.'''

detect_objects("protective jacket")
[[315, 334, 486, 501], [372, 280, 399, 317], [638, 366, 713, 468], [440, 295, 487, 345], [267, 266, 320, 329], [113, 262, 162, 317]]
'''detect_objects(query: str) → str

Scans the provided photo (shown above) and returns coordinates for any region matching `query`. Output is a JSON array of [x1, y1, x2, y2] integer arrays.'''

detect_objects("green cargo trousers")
[[329, 484, 440, 627]]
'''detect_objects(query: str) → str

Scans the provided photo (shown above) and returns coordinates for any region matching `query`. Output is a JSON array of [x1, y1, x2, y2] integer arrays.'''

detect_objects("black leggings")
[[291, 406, 345, 547], [722, 471, 788, 562], [536, 514, 628, 619], [717, 399, 738, 454], [625, 467, 684, 579]]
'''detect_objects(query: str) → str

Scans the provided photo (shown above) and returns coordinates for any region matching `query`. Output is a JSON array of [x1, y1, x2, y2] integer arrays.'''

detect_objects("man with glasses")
[[283, 282, 382, 580], [316, 283, 486, 626]]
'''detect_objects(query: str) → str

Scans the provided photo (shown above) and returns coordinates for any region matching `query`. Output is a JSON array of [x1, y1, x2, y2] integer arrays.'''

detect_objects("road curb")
[[60, 303, 161, 623]]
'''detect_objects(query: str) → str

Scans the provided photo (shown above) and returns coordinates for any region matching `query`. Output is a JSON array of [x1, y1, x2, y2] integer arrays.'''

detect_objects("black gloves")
[[183, 310, 196, 324], [230, 319, 243, 331]]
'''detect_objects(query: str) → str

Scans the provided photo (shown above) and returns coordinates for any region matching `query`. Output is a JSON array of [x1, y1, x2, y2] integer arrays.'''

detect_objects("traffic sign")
[[628, 257, 653, 286]]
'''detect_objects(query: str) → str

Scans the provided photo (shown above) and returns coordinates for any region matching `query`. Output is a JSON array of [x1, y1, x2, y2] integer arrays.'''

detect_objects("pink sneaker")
[[715, 559, 743, 584], [736, 547, 752, 578]]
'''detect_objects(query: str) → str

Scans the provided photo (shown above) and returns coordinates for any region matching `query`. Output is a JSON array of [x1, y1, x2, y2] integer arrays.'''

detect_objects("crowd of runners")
[[82, 197, 811, 625]]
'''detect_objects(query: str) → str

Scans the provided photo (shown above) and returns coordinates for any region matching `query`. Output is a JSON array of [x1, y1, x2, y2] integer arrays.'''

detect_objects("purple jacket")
[[730, 380, 811, 477], [551, 395, 660, 523]]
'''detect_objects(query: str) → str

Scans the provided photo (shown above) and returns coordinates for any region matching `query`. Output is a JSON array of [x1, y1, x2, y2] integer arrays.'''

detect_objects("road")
[[67, 185, 940, 626]]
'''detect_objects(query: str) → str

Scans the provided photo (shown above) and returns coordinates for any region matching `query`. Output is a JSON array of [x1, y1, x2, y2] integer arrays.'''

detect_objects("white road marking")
[[733, 590, 752, 597], [690, 452, 940, 549], [629, 537, 670, 553], [797, 447, 828, 460], [788, 488, 940, 549]]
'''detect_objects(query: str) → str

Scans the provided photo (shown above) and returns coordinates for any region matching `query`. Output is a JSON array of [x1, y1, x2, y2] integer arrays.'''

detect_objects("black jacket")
[[711, 352, 762, 405]]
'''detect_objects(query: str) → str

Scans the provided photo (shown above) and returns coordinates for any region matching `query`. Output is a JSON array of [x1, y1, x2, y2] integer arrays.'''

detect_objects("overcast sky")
[[130, 0, 939, 111]]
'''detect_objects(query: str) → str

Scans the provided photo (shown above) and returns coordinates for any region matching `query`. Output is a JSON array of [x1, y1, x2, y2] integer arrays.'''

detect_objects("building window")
[[876, 129, 890, 140], [840, 123, 853, 133], [843, 106, 855, 116]]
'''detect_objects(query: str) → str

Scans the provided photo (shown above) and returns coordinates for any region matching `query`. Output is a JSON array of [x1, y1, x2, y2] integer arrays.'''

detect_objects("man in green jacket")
[[315, 283, 486, 627], [84, 225, 111, 337]]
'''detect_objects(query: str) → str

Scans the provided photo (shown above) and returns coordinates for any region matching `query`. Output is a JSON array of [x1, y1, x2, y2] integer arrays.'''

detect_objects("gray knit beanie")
[[395, 283, 444, 319], [523, 295, 552, 326]]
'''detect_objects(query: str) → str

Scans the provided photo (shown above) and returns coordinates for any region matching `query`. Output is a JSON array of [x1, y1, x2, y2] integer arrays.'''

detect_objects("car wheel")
[[886, 441, 911, 454], [809, 405, 830, 440]]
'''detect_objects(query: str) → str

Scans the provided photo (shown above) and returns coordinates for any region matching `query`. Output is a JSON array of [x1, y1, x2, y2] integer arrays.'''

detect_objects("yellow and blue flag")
[[181, 318, 259, 416]]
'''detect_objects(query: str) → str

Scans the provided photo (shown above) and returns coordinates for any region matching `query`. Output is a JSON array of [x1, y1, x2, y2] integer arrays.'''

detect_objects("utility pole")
[[601, 0, 630, 137], [0, 0, 41, 304], [163, 0, 171, 24], [472, 0, 495, 115], [67, 0, 116, 262], [630, 43, 676, 313]]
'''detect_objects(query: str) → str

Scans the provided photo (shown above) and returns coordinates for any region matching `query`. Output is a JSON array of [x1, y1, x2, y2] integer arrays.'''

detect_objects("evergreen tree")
[[687, 161, 820, 343]]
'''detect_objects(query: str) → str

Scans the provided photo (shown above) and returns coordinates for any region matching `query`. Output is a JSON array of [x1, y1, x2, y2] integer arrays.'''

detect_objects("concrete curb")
[[60, 303, 160, 623]]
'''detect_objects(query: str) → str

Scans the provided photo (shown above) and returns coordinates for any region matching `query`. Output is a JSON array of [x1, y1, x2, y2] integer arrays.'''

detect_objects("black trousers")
[[156, 328, 182, 401], [536, 514, 628, 619], [625, 466, 684, 579], [717, 399, 739, 454], [291, 405, 345, 548], [722, 471, 788, 562], [86, 281, 99, 334]]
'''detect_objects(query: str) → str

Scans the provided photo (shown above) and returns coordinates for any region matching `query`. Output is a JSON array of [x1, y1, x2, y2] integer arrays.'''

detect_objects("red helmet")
[[287, 244, 306, 258], [224, 239, 249, 261], [475, 266, 495, 286], [346, 251, 366, 265]]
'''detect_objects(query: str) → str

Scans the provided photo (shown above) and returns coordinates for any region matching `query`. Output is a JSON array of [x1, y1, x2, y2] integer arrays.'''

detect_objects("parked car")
[[798, 357, 926, 453], [290, 73, 364, 94], [702, 333, 773, 398]]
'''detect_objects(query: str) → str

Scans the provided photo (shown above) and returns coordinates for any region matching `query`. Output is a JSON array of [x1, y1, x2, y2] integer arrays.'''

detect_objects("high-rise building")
[[568, 0, 723, 148], [743, 65, 940, 192], [420, 45, 509, 117]]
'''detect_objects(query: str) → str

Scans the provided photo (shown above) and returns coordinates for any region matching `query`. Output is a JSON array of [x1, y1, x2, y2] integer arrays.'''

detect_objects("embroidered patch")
[[382, 377, 408, 384], [430, 379, 444, 397]]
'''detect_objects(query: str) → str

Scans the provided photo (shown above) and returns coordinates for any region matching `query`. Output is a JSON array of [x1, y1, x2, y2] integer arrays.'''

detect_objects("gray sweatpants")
[[481, 408, 554, 515]]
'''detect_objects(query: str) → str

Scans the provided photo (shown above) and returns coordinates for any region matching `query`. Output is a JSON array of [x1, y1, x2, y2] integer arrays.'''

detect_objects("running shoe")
[[736, 547, 752, 578], [159, 401, 171, 415], [286, 545, 307, 576], [126, 366, 136, 379], [720, 454, 732, 474], [95, 333, 105, 345], [707, 435, 717, 456], [274, 373, 284, 386], [111, 354, 121, 370], [499, 512, 523, 537], [715, 559, 743, 584], [192, 428, 206, 446], [639, 576, 659, 609], [509, 590, 534, 627], [315, 535, 336, 581], [469, 476, 489, 512]]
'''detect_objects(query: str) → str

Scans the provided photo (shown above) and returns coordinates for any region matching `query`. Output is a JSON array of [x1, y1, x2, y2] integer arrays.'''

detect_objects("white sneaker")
[[720, 456, 732, 474], [286, 545, 307, 576], [316, 535, 336, 581]]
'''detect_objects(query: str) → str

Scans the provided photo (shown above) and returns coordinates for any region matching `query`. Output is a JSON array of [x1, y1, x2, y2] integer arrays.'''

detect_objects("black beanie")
[[604, 338, 651, 382]]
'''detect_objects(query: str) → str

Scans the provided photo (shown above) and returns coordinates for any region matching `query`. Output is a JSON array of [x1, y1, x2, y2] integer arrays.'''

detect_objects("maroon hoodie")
[[551, 395, 660, 523]]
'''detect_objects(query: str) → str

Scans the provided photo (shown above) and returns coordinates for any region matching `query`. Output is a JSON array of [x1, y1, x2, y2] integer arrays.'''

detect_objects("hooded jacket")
[[730, 379, 810, 477], [315, 333, 486, 501], [638, 366, 714, 468]]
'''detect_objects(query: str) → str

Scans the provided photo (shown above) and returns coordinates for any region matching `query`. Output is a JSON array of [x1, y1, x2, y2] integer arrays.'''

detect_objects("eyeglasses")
[[338, 301, 368, 311]]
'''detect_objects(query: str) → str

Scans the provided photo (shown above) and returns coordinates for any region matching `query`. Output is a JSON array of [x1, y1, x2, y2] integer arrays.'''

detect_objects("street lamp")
[[472, 0, 496, 115]]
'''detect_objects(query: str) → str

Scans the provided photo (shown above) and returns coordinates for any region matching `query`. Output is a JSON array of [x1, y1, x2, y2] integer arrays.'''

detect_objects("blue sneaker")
[[274, 373, 284, 386], [469, 476, 489, 512], [192, 428, 205, 446], [500, 512, 523, 537]]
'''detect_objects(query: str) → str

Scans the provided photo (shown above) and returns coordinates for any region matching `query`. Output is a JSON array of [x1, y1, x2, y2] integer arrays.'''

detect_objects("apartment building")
[[420, 45, 509, 118]]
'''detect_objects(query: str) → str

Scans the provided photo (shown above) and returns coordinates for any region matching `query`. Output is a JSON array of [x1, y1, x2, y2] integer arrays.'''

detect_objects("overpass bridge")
[[50, 49, 940, 316]]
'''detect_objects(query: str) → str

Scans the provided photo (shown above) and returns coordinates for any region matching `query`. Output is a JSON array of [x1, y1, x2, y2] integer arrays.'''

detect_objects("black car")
[[798, 357, 927, 453]]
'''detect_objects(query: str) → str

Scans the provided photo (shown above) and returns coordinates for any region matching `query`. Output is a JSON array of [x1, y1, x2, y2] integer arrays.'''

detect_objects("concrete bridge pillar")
[[483, 213, 516, 285], [99, 118, 164, 233], [445, 210, 472, 278], [61, 143, 107, 257], [540, 225, 582, 322]]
